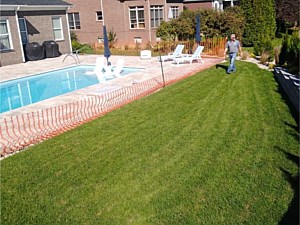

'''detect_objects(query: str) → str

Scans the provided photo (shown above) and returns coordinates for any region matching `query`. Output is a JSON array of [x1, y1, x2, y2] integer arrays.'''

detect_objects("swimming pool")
[[0, 65, 143, 114]]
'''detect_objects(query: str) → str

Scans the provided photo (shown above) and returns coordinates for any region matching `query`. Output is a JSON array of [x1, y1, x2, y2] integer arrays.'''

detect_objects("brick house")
[[0, 0, 72, 66], [183, 0, 239, 11], [66, 0, 238, 47], [67, 0, 184, 47]]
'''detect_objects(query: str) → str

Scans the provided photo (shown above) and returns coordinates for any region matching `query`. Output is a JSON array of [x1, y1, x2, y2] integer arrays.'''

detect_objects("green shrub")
[[156, 20, 177, 41], [70, 31, 78, 42], [279, 32, 300, 73], [71, 40, 83, 50], [70, 31, 83, 51], [240, 0, 276, 46], [79, 44, 93, 54], [222, 6, 245, 39], [254, 38, 272, 55], [157, 7, 245, 41], [108, 30, 117, 48], [71, 40, 93, 54], [268, 63, 275, 69], [254, 38, 274, 61]]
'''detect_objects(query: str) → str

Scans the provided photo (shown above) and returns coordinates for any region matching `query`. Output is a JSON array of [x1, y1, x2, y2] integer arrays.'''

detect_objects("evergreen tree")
[[240, 0, 276, 46]]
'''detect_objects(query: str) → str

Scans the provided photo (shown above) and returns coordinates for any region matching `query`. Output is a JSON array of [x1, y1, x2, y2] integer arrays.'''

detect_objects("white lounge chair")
[[103, 64, 113, 79], [173, 46, 204, 65], [85, 56, 106, 83], [103, 58, 124, 79], [159, 44, 185, 62], [85, 56, 105, 75], [112, 58, 124, 77]]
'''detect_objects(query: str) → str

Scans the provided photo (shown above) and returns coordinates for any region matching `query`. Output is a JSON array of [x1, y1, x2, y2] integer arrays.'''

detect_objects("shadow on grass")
[[284, 121, 300, 144], [276, 147, 299, 225], [275, 73, 299, 225], [274, 75, 299, 126], [215, 64, 228, 73]]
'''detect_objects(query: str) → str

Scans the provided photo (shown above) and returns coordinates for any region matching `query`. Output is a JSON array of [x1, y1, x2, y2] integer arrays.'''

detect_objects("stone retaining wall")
[[274, 68, 299, 115]]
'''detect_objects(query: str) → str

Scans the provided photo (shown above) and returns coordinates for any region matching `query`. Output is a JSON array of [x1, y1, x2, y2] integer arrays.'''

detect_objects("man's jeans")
[[227, 52, 237, 73]]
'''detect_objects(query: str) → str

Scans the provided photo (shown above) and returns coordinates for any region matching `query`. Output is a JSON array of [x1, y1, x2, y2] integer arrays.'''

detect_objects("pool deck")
[[0, 54, 223, 118]]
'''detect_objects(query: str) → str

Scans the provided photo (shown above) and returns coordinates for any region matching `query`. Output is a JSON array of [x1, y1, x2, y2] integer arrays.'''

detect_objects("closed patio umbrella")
[[195, 15, 201, 45], [103, 25, 111, 66]]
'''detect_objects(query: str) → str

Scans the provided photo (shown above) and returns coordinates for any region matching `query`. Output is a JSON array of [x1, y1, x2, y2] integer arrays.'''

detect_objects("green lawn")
[[1, 61, 299, 225]]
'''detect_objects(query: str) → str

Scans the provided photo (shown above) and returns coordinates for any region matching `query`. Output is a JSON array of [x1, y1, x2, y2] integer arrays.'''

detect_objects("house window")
[[52, 17, 64, 40], [18, 18, 28, 44], [96, 11, 103, 21], [0, 19, 13, 50], [134, 37, 142, 44], [170, 6, 179, 19], [68, 13, 81, 29], [129, 6, 145, 29], [150, 6, 163, 28]]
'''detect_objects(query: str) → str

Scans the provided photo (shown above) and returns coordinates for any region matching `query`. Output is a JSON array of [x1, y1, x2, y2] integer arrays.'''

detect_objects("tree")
[[221, 6, 245, 39], [157, 16, 194, 41], [156, 7, 245, 41], [173, 17, 195, 40], [192, 7, 245, 39], [276, 0, 300, 31], [156, 21, 176, 41], [194, 9, 221, 38], [279, 32, 300, 73], [240, 0, 276, 46]]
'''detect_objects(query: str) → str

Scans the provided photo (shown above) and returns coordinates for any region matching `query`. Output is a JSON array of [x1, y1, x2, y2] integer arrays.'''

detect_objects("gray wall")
[[0, 10, 71, 66], [18, 10, 71, 54], [0, 11, 24, 66]]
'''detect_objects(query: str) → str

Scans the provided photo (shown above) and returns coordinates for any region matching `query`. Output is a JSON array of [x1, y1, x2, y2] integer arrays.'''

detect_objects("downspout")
[[148, 0, 151, 43], [123, 3, 127, 45], [164, 0, 167, 20], [66, 6, 72, 52], [15, 6, 26, 63], [100, 0, 105, 25]]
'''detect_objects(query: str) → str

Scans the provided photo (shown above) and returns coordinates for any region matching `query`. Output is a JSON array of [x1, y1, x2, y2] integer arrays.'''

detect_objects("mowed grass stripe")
[[1, 61, 299, 225]]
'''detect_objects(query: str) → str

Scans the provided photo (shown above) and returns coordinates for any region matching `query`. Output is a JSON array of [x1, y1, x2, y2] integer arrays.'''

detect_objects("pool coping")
[[0, 54, 223, 119]]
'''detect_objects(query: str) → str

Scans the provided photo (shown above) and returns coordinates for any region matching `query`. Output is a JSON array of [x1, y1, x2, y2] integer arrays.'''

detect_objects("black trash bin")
[[25, 42, 45, 61], [42, 41, 61, 58]]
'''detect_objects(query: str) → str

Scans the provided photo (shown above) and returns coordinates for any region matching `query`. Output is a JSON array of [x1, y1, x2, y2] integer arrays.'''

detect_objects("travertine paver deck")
[[0, 54, 223, 118]]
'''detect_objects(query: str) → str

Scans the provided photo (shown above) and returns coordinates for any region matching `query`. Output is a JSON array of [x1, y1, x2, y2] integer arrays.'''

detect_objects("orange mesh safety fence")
[[0, 58, 223, 158]]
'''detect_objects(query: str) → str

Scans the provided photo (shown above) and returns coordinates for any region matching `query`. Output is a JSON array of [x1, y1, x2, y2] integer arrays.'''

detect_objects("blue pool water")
[[0, 65, 143, 114]]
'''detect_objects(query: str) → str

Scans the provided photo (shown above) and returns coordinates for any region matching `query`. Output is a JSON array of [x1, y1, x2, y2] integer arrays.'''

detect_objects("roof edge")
[[0, 5, 72, 11]]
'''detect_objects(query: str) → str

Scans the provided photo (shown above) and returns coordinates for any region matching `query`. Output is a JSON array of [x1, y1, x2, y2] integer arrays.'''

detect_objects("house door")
[[18, 18, 28, 45]]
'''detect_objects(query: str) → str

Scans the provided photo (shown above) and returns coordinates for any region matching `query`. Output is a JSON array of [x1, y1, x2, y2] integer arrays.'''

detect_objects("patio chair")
[[112, 58, 124, 78], [173, 46, 204, 65], [85, 56, 105, 75], [159, 44, 185, 62]]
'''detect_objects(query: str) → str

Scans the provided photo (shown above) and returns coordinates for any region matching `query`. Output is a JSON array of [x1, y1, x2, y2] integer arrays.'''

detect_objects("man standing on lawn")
[[224, 34, 242, 74]]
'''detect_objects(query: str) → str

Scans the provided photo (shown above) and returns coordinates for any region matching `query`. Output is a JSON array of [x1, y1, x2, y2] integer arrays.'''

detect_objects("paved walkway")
[[0, 54, 223, 118]]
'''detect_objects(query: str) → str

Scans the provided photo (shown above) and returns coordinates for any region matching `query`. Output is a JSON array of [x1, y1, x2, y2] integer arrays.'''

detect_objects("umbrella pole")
[[159, 52, 166, 88]]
